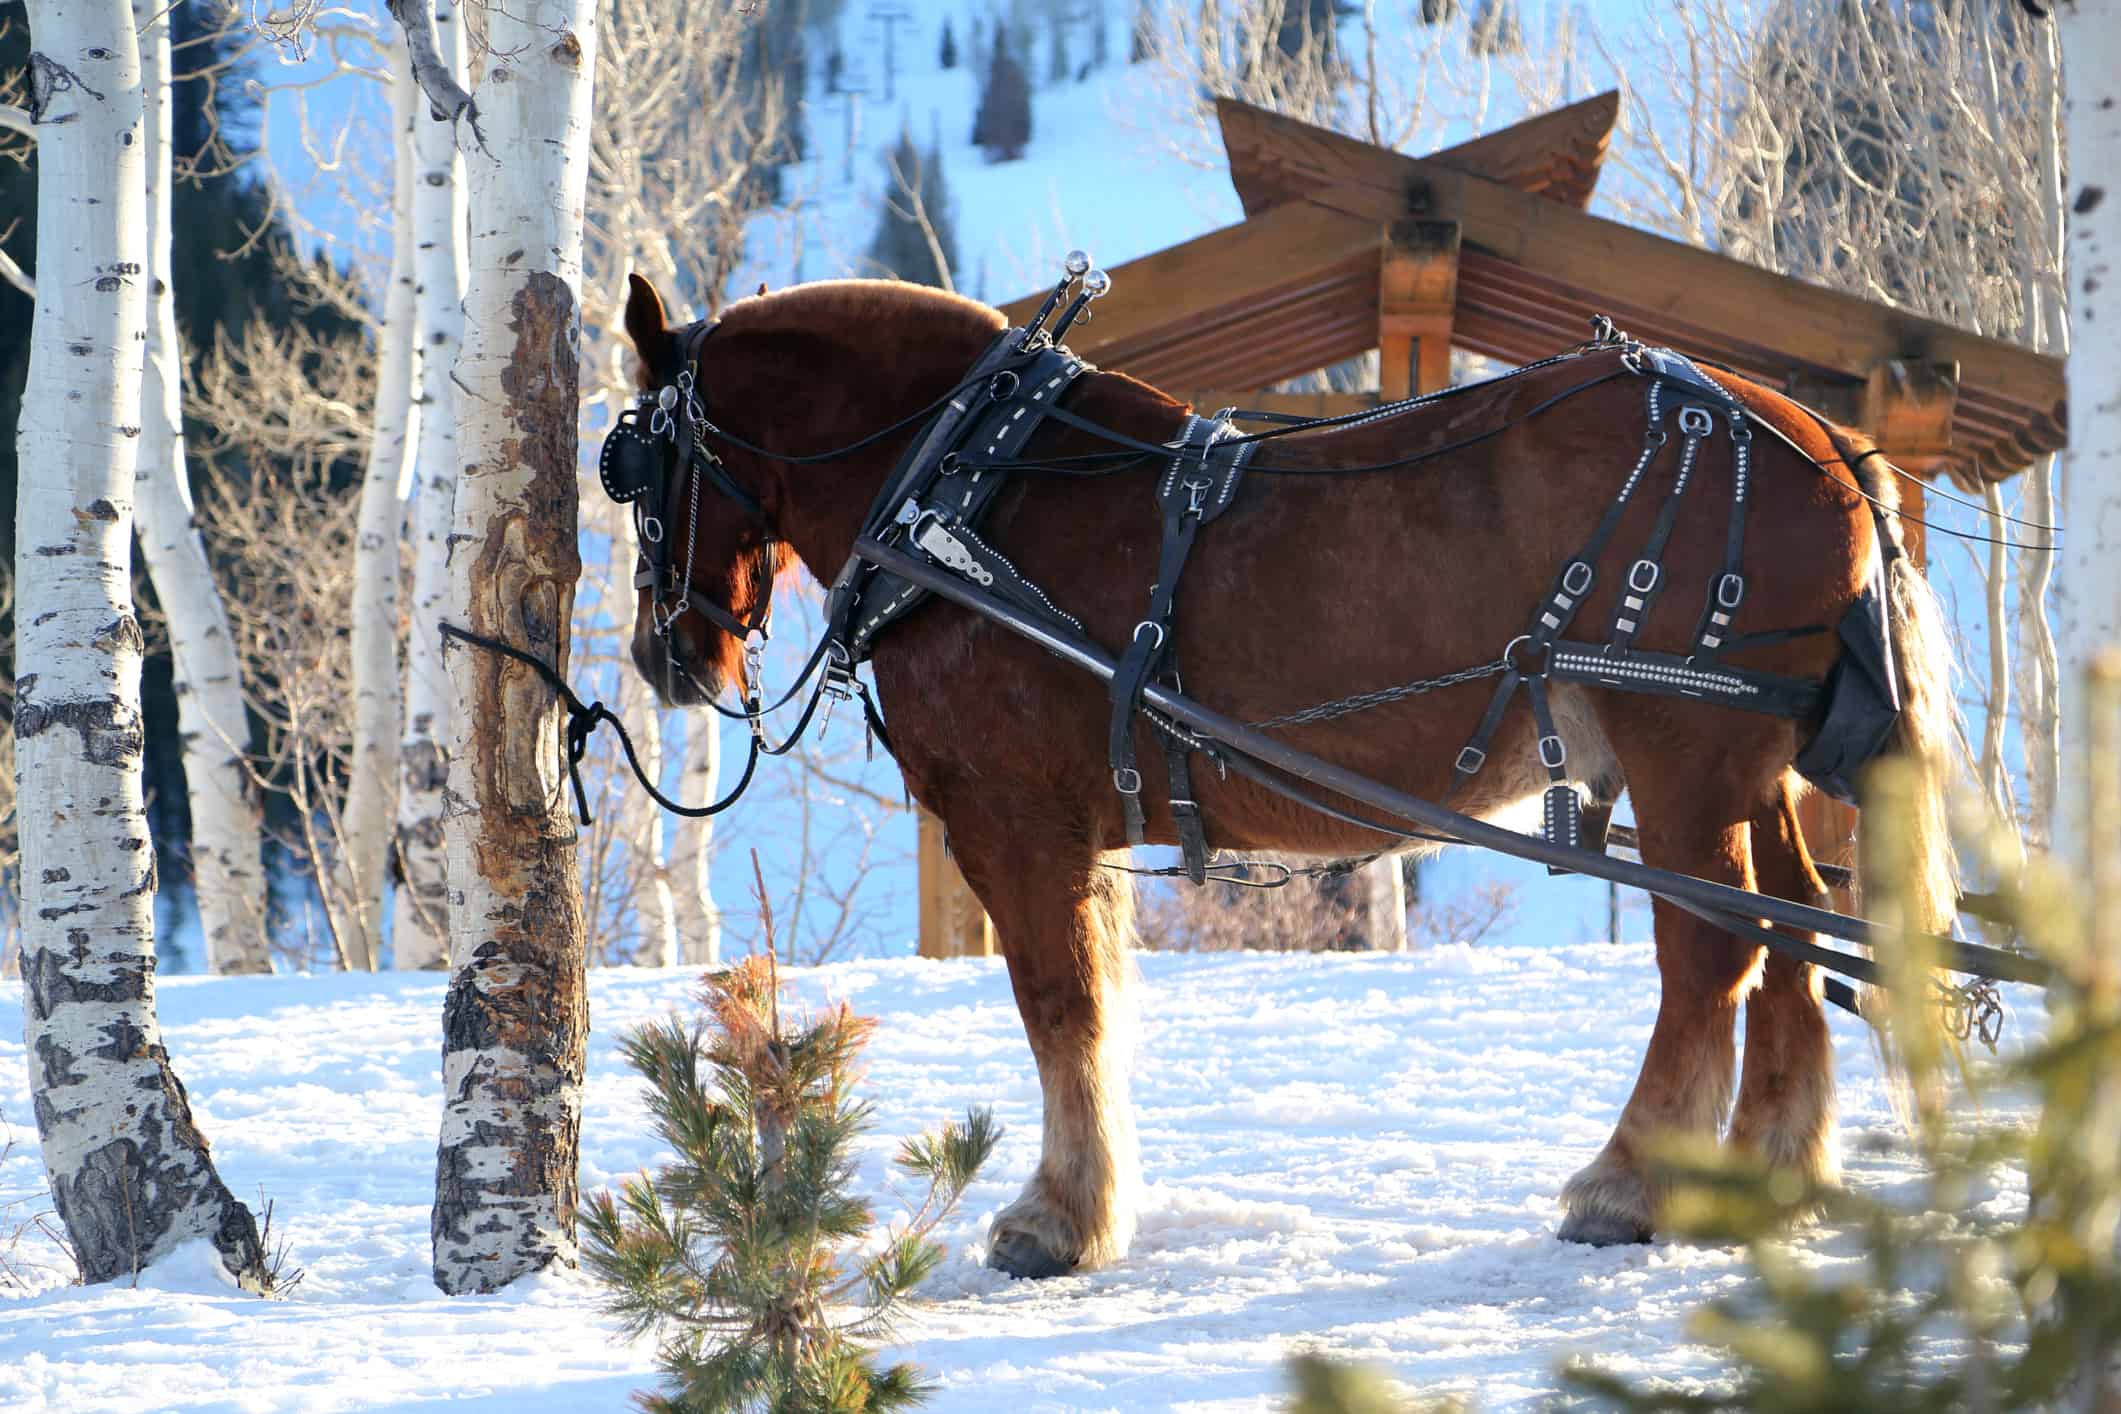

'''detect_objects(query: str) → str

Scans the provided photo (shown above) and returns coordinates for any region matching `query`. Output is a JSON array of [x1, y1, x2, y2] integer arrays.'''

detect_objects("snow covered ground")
[[0, 947, 2035, 1411]]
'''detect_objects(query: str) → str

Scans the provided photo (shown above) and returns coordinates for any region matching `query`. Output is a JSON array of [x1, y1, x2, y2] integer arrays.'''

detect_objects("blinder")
[[599, 318, 777, 646]]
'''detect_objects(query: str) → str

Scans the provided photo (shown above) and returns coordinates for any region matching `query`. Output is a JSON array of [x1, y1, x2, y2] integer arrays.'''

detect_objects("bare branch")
[[0, 104, 30, 138], [0, 245, 30, 300], [386, 0, 484, 151]]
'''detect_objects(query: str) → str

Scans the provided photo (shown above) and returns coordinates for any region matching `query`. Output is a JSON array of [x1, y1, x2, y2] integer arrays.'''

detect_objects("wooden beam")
[[1214, 101, 2068, 431], [1863, 360, 1960, 479], [916, 809, 994, 960], [1227, 89, 1620, 216], [1000, 200, 1381, 366], [1379, 219, 1459, 401]]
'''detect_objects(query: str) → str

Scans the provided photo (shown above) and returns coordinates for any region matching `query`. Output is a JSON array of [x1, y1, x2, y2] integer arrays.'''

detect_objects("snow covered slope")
[[0, 949, 2031, 1411]]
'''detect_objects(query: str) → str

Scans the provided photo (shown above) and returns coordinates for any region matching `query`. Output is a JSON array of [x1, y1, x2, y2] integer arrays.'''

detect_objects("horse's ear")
[[624, 273, 676, 372]]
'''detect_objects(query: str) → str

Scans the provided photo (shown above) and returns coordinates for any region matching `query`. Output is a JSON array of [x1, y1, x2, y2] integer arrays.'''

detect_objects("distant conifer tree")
[[867, 128, 960, 287], [1467, 0, 1522, 54], [1048, 11, 1071, 83], [972, 26, 1034, 160], [940, 16, 959, 68]]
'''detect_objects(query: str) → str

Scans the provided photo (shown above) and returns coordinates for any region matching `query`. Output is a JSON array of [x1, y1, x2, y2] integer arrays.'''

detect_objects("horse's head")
[[616, 273, 791, 708], [611, 272, 1011, 709]]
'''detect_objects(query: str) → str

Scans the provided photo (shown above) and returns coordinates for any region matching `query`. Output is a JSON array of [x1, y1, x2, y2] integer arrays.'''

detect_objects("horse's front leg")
[[944, 807, 1139, 1278]]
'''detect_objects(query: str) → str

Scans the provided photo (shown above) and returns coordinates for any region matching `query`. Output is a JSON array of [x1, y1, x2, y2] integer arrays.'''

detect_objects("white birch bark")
[[128, 0, 269, 975], [15, 0, 265, 1285], [2057, 1, 2121, 872], [425, 0, 597, 1293], [2016, 18, 2067, 852], [670, 717, 723, 966], [631, 707, 679, 967], [392, 0, 469, 973], [341, 49, 421, 973], [589, 502, 677, 968]]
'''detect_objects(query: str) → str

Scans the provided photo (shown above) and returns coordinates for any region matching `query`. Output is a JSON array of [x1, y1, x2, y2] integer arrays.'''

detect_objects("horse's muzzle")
[[631, 616, 721, 709]]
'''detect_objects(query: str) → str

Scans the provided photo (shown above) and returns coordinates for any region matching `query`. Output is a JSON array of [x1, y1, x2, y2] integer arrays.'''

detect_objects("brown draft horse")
[[619, 274, 1956, 1277]]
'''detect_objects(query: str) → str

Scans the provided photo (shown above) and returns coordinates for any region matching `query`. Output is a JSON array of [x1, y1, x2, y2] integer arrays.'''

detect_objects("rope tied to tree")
[[438, 622, 763, 824]]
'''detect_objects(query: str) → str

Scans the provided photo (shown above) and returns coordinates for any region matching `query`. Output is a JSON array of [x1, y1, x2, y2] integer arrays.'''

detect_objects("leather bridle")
[[599, 319, 777, 654]]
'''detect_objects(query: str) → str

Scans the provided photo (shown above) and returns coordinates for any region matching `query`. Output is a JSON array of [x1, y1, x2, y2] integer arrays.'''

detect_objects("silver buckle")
[[1113, 767, 1142, 795], [913, 517, 995, 587], [1455, 745, 1487, 776], [1539, 734, 1568, 769], [1627, 559, 1660, 594], [1678, 405, 1714, 437], [1561, 560, 1594, 596], [1717, 573, 1745, 609], [1133, 621, 1167, 651]]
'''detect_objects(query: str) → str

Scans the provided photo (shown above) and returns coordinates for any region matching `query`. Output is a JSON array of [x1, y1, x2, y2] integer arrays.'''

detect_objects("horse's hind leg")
[[944, 810, 1138, 1278], [1560, 761, 1764, 1246], [1727, 777, 1839, 1195]]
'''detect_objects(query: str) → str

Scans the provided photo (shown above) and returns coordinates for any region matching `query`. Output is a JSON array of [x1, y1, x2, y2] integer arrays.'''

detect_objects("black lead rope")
[[439, 622, 768, 824]]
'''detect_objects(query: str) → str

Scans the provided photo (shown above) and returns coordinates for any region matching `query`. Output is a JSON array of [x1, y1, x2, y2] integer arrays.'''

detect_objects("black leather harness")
[[596, 314, 1904, 881]]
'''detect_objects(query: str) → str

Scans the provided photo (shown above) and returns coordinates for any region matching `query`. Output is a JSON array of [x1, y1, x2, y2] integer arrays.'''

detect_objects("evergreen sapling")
[[584, 934, 999, 1413]]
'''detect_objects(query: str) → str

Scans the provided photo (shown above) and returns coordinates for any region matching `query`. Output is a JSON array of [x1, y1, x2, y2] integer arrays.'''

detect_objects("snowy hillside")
[[750, 4, 1244, 300], [0, 948, 2033, 1411]]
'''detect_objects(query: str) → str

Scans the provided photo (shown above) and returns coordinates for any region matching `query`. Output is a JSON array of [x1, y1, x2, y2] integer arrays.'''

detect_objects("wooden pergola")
[[914, 93, 2069, 959]]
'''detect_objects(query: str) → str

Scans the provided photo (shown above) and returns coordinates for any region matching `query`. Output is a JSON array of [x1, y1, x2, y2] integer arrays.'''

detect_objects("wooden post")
[[1354, 221, 1463, 951], [917, 808, 995, 959], [1377, 219, 1460, 403], [1798, 359, 1950, 907]]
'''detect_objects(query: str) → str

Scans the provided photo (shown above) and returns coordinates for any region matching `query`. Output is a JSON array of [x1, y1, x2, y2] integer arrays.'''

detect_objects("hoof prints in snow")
[[0, 948, 2026, 1411]]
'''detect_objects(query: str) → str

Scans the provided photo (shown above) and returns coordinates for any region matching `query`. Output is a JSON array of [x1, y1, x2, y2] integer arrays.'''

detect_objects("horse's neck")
[[766, 330, 987, 582]]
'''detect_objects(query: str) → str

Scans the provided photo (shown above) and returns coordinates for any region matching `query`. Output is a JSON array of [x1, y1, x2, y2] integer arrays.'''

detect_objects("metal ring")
[[1678, 405, 1714, 437], [641, 515, 663, 544], [1133, 620, 1166, 651], [1501, 633, 1547, 676], [988, 370, 1020, 402]]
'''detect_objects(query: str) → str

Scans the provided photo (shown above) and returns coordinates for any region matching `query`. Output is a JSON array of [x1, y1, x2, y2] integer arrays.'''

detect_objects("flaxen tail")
[[1823, 428, 1960, 1119], [1835, 431, 1959, 945]]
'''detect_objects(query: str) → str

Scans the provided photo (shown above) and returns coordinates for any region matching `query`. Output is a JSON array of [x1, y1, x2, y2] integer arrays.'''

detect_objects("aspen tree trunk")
[[342, 48, 421, 972], [128, 0, 269, 975], [2015, 18, 2066, 851], [426, 0, 598, 1293], [632, 707, 680, 967], [2058, 1, 2121, 862], [670, 718, 723, 965], [393, 1, 468, 972], [581, 499, 678, 967], [15, 0, 265, 1286]]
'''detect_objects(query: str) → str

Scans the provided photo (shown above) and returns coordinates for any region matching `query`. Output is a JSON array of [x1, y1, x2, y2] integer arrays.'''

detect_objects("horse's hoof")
[[987, 1229, 1077, 1280], [1557, 1210, 1654, 1247]]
